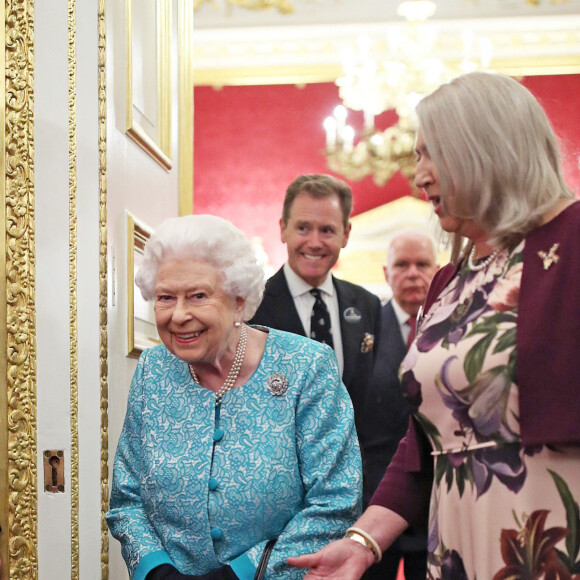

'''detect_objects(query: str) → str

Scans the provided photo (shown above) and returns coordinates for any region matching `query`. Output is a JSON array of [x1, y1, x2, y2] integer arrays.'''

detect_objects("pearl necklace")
[[467, 245, 499, 272], [189, 324, 248, 407]]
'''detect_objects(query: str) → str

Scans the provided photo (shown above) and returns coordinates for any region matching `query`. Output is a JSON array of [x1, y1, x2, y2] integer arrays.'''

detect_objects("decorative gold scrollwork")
[[193, 0, 294, 15], [5, 0, 38, 578], [98, 0, 111, 576]]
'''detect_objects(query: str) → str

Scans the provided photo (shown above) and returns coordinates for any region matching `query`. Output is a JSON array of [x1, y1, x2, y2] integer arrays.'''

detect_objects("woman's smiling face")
[[154, 258, 244, 365]]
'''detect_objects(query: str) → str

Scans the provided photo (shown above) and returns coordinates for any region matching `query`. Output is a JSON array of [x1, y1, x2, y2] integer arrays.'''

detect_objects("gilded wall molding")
[[5, 0, 38, 578], [193, 17, 580, 86], [0, 0, 7, 573], [68, 0, 79, 577], [98, 0, 110, 577], [178, 0, 194, 215], [194, 0, 294, 14]]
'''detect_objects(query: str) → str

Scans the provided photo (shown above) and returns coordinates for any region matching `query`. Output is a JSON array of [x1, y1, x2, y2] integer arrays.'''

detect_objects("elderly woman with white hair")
[[106, 215, 362, 580]]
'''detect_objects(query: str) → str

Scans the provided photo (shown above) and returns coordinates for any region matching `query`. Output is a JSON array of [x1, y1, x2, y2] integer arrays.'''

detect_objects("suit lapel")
[[335, 277, 360, 386], [264, 268, 306, 336], [382, 301, 407, 364]]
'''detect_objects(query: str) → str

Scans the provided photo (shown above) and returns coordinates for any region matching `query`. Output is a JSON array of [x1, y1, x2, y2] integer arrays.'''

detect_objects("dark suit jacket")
[[249, 266, 381, 424], [358, 300, 426, 553], [357, 301, 410, 505]]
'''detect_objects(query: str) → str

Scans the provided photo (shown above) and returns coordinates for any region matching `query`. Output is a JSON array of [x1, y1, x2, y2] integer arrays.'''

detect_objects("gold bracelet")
[[344, 527, 382, 563]]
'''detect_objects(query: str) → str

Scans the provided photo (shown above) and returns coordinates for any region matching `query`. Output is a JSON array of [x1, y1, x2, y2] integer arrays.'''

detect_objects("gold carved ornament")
[[193, 0, 294, 14], [5, 0, 38, 578], [67, 0, 80, 577], [98, 0, 111, 577]]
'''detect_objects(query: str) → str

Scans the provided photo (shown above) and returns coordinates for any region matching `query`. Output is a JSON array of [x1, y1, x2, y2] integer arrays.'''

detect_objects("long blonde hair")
[[416, 72, 574, 261]]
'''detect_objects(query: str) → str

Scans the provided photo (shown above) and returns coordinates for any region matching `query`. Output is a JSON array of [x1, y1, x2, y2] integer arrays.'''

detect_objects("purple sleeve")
[[368, 419, 433, 530]]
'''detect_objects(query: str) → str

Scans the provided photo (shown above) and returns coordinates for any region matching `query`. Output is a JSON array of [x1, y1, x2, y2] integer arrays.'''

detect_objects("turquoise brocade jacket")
[[106, 328, 362, 580]]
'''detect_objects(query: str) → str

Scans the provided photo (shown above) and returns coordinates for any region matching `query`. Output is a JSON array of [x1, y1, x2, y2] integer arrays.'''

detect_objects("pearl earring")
[[234, 322, 241, 328]]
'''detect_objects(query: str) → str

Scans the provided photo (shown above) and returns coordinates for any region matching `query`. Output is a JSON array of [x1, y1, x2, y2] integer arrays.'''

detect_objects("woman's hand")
[[287, 538, 374, 579], [288, 506, 407, 579]]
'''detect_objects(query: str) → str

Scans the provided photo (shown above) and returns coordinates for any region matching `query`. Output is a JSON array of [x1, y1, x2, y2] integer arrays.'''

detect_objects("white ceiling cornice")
[[193, 12, 580, 86]]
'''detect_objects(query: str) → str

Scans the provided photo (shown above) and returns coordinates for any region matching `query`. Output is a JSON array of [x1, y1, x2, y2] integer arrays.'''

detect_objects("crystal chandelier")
[[324, 0, 492, 189]]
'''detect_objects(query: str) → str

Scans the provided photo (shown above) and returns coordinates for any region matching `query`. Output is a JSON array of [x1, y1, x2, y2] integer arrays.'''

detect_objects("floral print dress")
[[401, 242, 580, 580]]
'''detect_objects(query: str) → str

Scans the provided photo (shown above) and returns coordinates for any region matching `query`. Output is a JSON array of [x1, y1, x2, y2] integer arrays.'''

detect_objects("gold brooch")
[[538, 243, 560, 270], [361, 333, 374, 353]]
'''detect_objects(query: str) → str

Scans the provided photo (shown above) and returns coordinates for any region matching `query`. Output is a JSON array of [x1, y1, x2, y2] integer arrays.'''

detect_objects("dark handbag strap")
[[253, 538, 277, 580]]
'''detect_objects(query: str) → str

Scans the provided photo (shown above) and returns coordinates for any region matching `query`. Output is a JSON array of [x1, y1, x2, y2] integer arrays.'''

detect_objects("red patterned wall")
[[194, 75, 580, 269]]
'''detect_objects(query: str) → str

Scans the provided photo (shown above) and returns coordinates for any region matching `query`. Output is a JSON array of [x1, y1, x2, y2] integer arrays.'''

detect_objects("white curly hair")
[[135, 214, 265, 320]]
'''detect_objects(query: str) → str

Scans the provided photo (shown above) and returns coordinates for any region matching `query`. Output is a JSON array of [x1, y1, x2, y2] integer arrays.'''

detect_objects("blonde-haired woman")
[[290, 72, 580, 579]]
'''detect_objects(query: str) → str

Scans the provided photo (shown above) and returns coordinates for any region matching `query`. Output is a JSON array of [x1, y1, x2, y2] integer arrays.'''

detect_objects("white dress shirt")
[[283, 263, 344, 375], [390, 298, 415, 345]]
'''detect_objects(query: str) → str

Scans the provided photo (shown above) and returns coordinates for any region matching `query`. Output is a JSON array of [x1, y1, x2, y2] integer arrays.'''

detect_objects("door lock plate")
[[43, 450, 65, 493]]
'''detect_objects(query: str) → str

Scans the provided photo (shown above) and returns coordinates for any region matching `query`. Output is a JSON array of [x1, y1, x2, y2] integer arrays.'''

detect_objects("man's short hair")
[[386, 229, 438, 268], [282, 174, 353, 230]]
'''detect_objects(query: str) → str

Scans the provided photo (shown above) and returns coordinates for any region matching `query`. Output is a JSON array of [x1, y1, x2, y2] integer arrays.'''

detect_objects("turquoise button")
[[213, 428, 224, 442], [208, 477, 218, 491], [210, 528, 223, 541]]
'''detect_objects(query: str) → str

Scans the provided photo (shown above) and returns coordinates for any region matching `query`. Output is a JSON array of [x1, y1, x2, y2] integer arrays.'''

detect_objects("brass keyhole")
[[43, 449, 65, 492], [49, 456, 60, 487]]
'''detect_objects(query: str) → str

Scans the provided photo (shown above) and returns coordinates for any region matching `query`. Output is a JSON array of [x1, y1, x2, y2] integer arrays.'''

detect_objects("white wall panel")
[[35, 0, 73, 577], [32, 0, 182, 577]]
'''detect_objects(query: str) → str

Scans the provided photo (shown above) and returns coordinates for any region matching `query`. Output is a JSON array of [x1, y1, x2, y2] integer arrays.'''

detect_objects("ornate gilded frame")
[[127, 213, 160, 358], [98, 0, 110, 576], [68, 0, 80, 576], [3, 0, 37, 577], [193, 56, 580, 89], [194, 0, 294, 13], [0, 0, 7, 573], [125, 0, 172, 170], [178, 0, 194, 216]]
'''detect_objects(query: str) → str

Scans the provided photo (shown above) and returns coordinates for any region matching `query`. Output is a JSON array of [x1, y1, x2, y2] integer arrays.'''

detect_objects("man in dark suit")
[[358, 229, 438, 580], [250, 174, 381, 424]]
